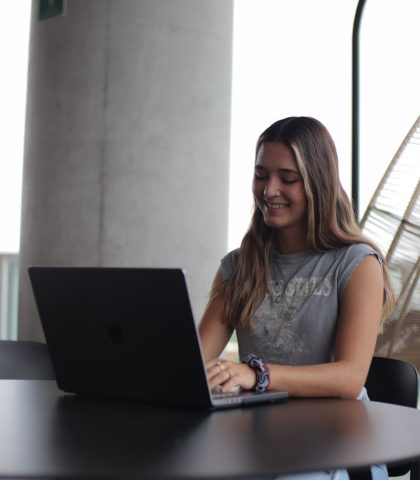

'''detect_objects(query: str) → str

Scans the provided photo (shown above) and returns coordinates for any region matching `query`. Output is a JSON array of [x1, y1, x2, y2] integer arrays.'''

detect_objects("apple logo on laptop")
[[107, 325, 125, 344]]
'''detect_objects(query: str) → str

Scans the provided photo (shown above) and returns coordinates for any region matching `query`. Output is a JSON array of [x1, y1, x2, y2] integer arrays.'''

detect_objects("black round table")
[[1, 380, 420, 479]]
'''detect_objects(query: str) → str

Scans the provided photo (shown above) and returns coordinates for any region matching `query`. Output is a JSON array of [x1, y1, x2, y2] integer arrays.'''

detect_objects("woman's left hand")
[[206, 358, 256, 392]]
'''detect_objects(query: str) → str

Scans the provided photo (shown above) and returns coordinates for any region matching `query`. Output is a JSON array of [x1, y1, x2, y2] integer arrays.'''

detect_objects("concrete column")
[[19, 0, 233, 340]]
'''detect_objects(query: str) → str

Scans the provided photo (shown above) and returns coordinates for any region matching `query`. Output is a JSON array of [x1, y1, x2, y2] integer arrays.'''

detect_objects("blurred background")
[[0, 1, 418, 365]]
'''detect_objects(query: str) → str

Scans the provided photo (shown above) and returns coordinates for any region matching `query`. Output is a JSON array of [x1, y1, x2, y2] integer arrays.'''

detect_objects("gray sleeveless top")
[[220, 243, 380, 366]]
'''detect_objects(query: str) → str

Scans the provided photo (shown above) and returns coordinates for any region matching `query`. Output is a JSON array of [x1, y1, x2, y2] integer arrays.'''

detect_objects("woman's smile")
[[265, 200, 289, 209]]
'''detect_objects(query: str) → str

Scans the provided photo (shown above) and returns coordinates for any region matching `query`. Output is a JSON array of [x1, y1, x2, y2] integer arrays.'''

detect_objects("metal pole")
[[352, 0, 367, 220]]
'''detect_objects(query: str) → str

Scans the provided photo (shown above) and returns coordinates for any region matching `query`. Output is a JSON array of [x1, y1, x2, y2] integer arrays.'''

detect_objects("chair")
[[350, 356, 419, 480], [0, 340, 55, 380], [366, 356, 419, 479]]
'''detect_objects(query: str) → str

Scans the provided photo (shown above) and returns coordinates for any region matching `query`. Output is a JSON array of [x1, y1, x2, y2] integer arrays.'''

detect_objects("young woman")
[[199, 116, 393, 480]]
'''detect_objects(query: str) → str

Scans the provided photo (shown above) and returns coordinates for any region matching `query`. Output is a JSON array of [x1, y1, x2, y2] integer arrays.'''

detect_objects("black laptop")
[[28, 267, 288, 409]]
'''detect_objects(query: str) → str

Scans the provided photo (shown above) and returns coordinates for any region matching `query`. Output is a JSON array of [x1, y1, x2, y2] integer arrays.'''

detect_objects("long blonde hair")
[[214, 116, 394, 330]]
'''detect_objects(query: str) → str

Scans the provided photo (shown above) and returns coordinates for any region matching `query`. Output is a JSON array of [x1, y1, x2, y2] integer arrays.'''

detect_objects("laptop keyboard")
[[213, 390, 240, 399], [212, 389, 246, 405]]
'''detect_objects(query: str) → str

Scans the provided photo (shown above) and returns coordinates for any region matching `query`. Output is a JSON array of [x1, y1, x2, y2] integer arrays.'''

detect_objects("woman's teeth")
[[266, 201, 288, 209]]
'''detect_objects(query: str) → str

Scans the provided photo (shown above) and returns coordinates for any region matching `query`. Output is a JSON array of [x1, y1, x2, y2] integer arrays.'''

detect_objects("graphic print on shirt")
[[252, 275, 332, 357]]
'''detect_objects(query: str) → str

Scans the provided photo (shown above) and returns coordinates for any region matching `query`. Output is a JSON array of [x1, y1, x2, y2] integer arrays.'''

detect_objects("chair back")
[[366, 356, 419, 478], [0, 340, 55, 380]]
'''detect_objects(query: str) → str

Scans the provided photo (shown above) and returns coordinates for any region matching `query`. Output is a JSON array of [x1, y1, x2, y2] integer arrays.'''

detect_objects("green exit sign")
[[39, 0, 65, 21]]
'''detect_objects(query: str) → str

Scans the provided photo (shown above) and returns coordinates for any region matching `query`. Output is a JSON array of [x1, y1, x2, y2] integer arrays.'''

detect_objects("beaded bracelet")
[[242, 354, 270, 392]]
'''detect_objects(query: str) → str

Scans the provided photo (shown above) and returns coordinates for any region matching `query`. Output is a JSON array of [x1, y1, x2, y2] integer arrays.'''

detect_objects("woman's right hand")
[[206, 357, 256, 392]]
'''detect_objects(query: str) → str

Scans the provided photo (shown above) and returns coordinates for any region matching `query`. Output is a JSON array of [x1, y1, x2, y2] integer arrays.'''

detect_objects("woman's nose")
[[264, 177, 282, 198]]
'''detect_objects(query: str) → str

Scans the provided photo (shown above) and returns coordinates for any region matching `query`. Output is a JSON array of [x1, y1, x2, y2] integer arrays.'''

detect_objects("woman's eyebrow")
[[277, 168, 301, 175], [254, 165, 300, 175]]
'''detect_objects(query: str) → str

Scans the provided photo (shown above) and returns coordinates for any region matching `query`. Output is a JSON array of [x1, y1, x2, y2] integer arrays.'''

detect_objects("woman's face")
[[253, 141, 308, 234]]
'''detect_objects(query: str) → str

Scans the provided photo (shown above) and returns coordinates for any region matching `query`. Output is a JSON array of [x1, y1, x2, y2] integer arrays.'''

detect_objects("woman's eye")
[[281, 174, 301, 184], [254, 172, 268, 180]]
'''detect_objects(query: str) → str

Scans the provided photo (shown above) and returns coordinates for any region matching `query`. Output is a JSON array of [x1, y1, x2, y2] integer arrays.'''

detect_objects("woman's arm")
[[210, 255, 384, 398], [198, 270, 234, 363], [199, 269, 259, 391]]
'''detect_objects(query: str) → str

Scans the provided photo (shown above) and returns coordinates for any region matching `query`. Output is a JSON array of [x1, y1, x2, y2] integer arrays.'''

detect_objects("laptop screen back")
[[29, 267, 213, 408]]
